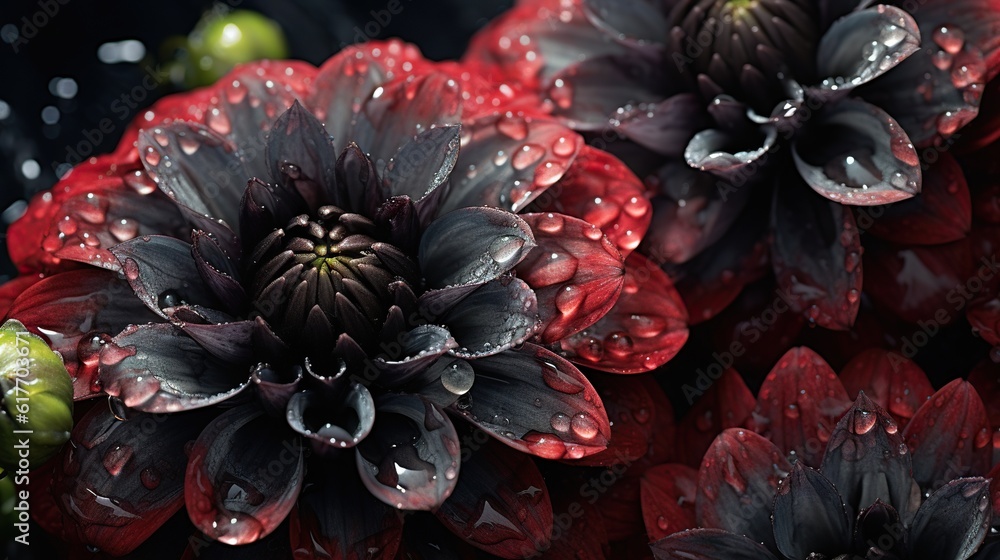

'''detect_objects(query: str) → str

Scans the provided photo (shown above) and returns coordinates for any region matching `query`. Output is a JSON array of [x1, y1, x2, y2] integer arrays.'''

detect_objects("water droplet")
[[550, 412, 571, 433], [102, 445, 133, 476], [178, 134, 200, 155], [853, 410, 877, 434], [784, 404, 800, 419], [110, 218, 139, 242], [605, 331, 633, 357], [933, 25, 965, 55], [549, 78, 574, 110], [140, 467, 161, 489], [496, 113, 528, 140], [143, 146, 161, 167], [552, 136, 575, 157], [511, 143, 545, 170], [570, 412, 599, 439], [975, 427, 991, 449], [489, 235, 526, 265], [492, 150, 508, 166]]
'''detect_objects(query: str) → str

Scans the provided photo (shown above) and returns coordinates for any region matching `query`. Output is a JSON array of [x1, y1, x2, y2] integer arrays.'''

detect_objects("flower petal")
[[419, 207, 536, 289], [906, 478, 992, 560], [307, 45, 389, 150], [5, 269, 158, 400], [363, 72, 463, 165], [772, 464, 852, 559], [528, 145, 651, 257], [453, 343, 610, 460], [435, 114, 582, 215], [582, 0, 668, 44], [770, 175, 862, 330], [792, 98, 920, 205], [749, 347, 852, 467], [903, 380, 992, 491], [185, 404, 304, 545], [439, 278, 539, 358], [820, 393, 913, 514], [52, 405, 210, 556], [839, 348, 935, 427], [191, 230, 247, 315], [286, 383, 376, 453], [110, 234, 222, 319], [815, 5, 920, 90], [640, 464, 698, 541], [676, 368, 756, 468], [435, 432, 552, 559], [650, 528, 781, 560], [138, 122, 246, 228], [266, 100, 337, 206], [685, 127, 777, 182], [968, 359, 1000, 429], [867, 153, 972, 245], [695, 428, 791, 549], [384, 124, 461, 203], [546, 54, 669, 131], [290, 455, 403, 560], [374, 325, 458, 384], [356, 394, 460, 510], [517, 212, 624, 343], [179, 320, 254, 363], [558, 252, 688, 373], [99, 323, 249, 413], [571, 374, 667, 467]]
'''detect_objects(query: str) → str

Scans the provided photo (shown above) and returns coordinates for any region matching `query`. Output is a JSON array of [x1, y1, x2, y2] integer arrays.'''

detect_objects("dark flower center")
[[670, 0, 819, 110], [250, 204, 396, 347]]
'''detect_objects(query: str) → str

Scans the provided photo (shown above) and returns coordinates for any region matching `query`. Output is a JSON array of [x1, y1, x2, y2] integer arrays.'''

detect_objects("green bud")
[[0, 319, 73, 472], [185, 9, 289, 87]]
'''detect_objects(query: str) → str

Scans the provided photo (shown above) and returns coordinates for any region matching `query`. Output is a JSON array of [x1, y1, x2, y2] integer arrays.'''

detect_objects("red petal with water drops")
[[114, 87, 216, 162], [5, 269, 160, 400], [866, 153, 971, 245], [290, 456, 403, 560], [531, 145, 652, 258], [968, 359, 1000, 428], [839, 348, 935, 427], [517, 212, 624, 344], [640, 464, 698, 541], [454, 343, 611, 460], [463, 0, 630, 92], [749, 347, 852, 467], [675, 368, 756, 468], [435, 434, 552, 559], [51, 405, 211, 556], [8, 155, 135, 274], [0, 273, 43, 319], [902, 380, 992, 490], [695, 428, 792, 550], [864, 237, 974, 324], [568, 373, 661, 467], [771, 177, 863, 330], [558, 252, 688, 373]]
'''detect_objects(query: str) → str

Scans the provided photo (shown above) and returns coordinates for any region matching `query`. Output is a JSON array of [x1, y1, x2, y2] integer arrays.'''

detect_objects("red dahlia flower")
[[1, 41, 687, 557]]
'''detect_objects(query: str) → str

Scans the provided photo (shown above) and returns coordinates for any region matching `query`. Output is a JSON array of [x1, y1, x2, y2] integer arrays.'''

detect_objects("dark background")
[[0, 0, 512, 282]]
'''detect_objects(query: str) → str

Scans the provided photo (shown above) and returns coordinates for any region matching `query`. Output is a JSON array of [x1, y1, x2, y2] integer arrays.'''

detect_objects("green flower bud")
[[0, 319, 73, 473], [185, 9, 289, 87]]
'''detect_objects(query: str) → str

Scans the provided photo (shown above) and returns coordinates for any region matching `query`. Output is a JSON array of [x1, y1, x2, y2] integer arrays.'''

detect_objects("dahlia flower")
[[464, 0, 1000, 329], [644, 346, 999, 559], [1, 41, 687, 557]]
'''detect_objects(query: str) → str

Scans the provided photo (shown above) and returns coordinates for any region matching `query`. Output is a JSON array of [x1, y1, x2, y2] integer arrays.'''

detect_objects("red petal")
[[695, 429, 792, 549], [5, 269, 159, 400], [748, 347, 851, 467], [114, 87, 216, 162], [544, 487, 610, 560], [864, 236, 974, 324], [593, 474, 646, 541], [771, 182, 862, 330], [532, 145, 651, 257], [558, 252, 688, 373], [675, 368, 756, 468], [518, 212, 624, 343], [968, 358, 1000, 428], [902, 380, 992, 490], [0, 273, 44, 318], [8, 155, 136, 274], [866, 153, 971, 245], [969, 297, 1000, 347], [640, 464, 698, 541], [839, 348, 935, 427], [568, 373, 661, 467]]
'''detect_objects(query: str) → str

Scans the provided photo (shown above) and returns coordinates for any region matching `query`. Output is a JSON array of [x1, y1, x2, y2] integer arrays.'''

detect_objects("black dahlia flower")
[[0, 41, 688, 557], [464, 0, 1000, 330], [645, 347, 999, 559]]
